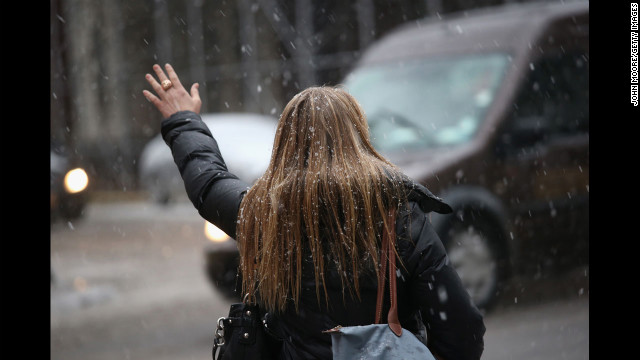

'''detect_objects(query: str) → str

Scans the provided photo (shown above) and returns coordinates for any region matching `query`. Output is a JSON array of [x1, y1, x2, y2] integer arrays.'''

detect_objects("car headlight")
[[205, 221, 230, 242], [64, 168, 89, 194]]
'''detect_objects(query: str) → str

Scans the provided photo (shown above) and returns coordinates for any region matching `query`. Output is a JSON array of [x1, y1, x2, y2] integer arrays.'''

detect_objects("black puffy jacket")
[[162, 111, 486, 360]]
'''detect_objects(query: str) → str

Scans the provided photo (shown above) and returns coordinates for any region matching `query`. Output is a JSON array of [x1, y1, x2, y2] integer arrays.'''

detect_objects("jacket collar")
[[402, 177, 453, 214]]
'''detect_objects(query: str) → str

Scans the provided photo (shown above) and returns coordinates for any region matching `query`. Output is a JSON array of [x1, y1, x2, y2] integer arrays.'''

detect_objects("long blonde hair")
[[236, 86, 407, 312]]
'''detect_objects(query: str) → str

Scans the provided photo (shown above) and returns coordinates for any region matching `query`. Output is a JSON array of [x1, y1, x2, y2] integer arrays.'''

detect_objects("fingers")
[[148, 63, 185, 94], [142, 89, 169, 116], [190, 83, 201, 102], [153, 64, 170, 83], [142, 89, 161, 106], [144, 64, 202, 116], [191, 83, 202, 113], [164, 63, 184, 90], [145, 73, 164, 95]]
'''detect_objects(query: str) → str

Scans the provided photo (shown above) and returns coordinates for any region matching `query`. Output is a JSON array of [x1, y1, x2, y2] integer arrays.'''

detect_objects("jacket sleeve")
[[160, 111, 251, 239], [403, 203, 486, 360]]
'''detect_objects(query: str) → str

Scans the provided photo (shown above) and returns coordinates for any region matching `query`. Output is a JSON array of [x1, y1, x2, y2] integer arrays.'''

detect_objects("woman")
[[143, 63, 485, 360]]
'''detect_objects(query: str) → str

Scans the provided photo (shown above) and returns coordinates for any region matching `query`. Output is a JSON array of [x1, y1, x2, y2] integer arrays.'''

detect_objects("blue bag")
[[324, 209, 437, 360], [328, 324, 436, 359]]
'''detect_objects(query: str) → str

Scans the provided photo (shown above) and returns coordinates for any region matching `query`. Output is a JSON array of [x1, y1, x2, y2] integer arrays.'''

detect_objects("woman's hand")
[[143, 63, 202, 118]]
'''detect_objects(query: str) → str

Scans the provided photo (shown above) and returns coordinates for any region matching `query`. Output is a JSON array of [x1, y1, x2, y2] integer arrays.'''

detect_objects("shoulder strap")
[[374, 209, 402, 336]]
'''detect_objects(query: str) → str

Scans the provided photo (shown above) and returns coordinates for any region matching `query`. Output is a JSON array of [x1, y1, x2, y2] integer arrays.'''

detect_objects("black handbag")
[[212, 294, 280, 360]]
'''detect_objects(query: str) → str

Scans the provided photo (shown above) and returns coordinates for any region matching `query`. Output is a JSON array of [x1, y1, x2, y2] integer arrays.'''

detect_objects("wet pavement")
[[51, 200, 588, 360]]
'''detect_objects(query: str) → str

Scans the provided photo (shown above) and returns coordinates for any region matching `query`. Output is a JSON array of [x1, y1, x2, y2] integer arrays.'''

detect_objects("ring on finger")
[[161, 80, 173, 91]]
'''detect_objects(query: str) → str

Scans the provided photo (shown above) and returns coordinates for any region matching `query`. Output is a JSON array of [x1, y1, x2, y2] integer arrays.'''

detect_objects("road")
[[51, 200, 588, 360]]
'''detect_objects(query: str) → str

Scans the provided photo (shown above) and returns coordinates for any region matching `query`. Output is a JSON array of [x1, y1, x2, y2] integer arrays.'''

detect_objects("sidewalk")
[[87, 190, 152, 203]]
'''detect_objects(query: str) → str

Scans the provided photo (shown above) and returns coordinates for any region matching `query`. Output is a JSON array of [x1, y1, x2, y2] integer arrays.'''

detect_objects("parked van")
[[343, 1, 589, 309]]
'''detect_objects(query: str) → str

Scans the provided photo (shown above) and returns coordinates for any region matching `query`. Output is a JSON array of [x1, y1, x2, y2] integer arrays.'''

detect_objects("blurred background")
[[51, 0, 451, 191], [50, 0, 589, 359]]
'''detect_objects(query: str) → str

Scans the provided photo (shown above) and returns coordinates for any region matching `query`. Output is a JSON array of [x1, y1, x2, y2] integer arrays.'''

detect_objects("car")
[[203, 219, 244, 298], [138, 112, 277, 297], [342, 1, 589, 310], [51, 142, 90, 221], [182, 1, 589, 309], [138, 112, 278, 205]]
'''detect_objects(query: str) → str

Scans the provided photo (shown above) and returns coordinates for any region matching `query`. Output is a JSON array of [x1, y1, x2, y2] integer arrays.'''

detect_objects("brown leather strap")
[[374, 209, 402, 336], [375, 219, 389, 324]]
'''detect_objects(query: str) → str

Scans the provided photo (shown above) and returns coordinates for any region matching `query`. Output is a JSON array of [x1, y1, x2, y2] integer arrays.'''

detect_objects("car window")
[[508, 50, 589, 145], [344, 52, 510, 152]]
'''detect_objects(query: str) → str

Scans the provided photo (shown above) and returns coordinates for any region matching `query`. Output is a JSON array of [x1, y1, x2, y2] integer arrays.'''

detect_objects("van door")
[[498, 19, 589, 274]]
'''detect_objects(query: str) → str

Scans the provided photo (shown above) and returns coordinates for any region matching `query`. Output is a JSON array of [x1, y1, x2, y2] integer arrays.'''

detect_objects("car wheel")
[[440, 214, 506, 311], [59, 199, 86, 220]]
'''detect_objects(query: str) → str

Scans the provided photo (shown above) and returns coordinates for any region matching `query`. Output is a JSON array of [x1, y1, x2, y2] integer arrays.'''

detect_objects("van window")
[[509, 50, 589, 145], [345, 53, 510, 152]]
